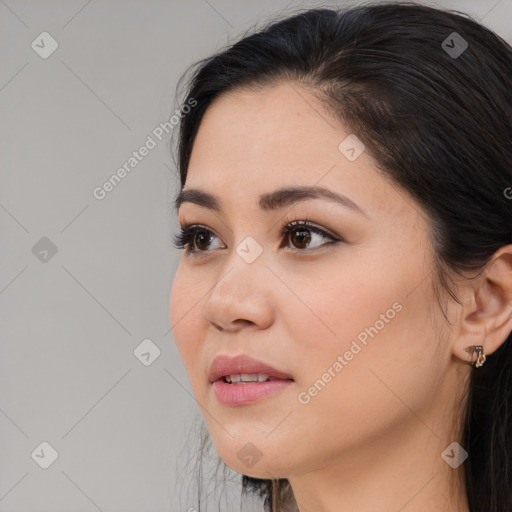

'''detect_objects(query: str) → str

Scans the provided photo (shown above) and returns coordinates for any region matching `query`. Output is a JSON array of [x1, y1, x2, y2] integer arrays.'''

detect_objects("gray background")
[[1, 0, 511, 511]]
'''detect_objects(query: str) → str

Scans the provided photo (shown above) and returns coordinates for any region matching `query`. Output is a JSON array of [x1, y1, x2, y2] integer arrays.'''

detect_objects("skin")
[[170, 81, 512, 512]]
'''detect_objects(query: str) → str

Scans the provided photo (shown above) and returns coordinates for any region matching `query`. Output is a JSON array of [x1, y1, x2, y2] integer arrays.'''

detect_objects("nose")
[[202, 250, 275, 333]]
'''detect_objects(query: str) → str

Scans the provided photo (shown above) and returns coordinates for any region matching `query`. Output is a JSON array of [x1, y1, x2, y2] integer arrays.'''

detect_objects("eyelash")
[[172, 217, 341, 256]]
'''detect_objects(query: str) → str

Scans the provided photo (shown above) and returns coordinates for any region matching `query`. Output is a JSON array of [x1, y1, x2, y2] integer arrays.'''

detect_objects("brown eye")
[[193, 230, 214, 251], [172, 225, 222, 254], [173, 220, 340, 256], [289, 228, 312, 249], [282, 221, 339, 251]]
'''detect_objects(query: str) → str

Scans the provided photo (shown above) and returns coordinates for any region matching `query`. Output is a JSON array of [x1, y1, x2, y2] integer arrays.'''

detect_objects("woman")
[[169, 2, 512, 511]]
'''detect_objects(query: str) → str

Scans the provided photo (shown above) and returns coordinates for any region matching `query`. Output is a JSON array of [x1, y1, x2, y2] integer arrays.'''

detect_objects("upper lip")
[[208, 354, 294, 383]]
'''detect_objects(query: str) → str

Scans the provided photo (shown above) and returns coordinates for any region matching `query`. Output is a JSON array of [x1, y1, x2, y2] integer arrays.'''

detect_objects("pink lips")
[[208, 354, 294, 383], [208, 354, 294, 406]]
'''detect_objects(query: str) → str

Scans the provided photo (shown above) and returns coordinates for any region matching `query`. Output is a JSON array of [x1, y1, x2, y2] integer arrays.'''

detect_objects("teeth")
[[225, 373, 270, 384]]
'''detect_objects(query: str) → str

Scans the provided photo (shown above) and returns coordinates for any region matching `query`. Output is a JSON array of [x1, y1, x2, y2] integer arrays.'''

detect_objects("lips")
[[208, 354, 294, 383]]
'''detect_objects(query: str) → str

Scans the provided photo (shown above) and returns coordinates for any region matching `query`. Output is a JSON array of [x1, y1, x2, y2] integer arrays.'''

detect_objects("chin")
[[215, 446, 291, 480]]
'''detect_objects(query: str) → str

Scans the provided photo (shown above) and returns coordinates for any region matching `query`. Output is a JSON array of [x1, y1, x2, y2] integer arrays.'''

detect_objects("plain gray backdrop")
[[1, 0, 511, 511]]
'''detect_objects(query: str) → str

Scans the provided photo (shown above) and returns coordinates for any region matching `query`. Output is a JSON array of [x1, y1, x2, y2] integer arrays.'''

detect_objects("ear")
[[453, 244, 512, 365]]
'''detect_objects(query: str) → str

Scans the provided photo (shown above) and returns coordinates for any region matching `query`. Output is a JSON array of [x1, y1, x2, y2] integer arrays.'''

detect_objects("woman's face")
[[170, 81, 459, 479]]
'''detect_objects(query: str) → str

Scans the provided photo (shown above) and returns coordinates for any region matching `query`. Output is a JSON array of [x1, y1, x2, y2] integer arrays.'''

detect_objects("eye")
[[280, 219, 340, 251], [172, 218, 341, 256], [172, 224, 224, 255]]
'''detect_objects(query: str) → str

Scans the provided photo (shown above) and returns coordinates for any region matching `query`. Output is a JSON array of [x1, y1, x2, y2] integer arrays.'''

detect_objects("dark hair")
[[171, 2, 512, 511]]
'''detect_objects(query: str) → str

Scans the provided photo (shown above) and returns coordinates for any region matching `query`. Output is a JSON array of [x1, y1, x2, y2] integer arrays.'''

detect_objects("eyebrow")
[[174, 185, 369, 218]]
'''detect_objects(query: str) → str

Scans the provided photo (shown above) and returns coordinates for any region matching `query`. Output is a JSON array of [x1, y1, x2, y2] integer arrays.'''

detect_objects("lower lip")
[[212, 379, 293, 406]]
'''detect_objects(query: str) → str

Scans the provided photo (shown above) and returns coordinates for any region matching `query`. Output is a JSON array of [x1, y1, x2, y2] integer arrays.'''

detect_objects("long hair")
[[171, 2, 512, 510]]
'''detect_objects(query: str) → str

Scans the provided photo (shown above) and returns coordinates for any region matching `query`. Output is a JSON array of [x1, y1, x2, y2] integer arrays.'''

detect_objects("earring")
[[465, 345, 486, 368]]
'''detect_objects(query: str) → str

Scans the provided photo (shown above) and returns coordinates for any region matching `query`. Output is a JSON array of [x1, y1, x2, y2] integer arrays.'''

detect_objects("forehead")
[[183, 82, 416, 222], [190, 82, 344, 168], [187, 84, 354, 186]]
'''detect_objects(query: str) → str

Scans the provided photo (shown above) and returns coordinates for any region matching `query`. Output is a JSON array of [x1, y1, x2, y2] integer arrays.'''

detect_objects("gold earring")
[[465, 345, 486, 368]]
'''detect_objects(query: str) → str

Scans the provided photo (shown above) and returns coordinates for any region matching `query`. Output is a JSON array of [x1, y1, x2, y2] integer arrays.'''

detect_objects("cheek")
[[280, 255, 436, 416], [170, 267, 205, 381], [278, 254, 405, 363]]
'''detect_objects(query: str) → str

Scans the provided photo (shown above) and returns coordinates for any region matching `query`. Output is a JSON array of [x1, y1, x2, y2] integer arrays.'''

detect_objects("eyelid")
[[283, 218, 340, 241], [174, 223, 226, 253], [173, 219, 342, 256]]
